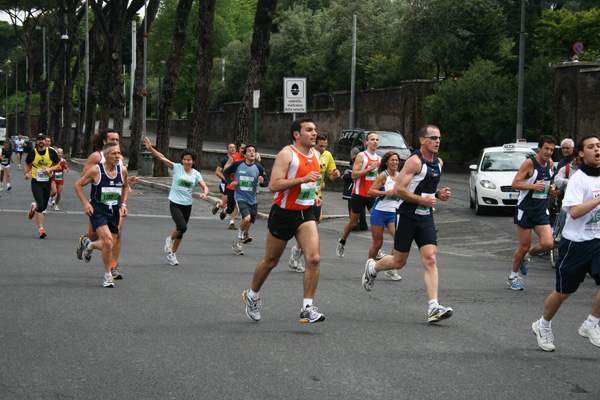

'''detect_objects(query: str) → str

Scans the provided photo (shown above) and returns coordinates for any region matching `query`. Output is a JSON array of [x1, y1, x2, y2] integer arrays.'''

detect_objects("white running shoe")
[[532, 319, 555, 351], [427, 304, 454, 324], [362, 259, 377, 291], [164, 236, 174, 253], [53, 205, 59, 211], [384, 270, 402, 281], [232, 239, 244, 255], [299, 304, 325, 323], [167, 253, 179, 266], [289, 246, 304, 272], [102, 275, 114, 288], [336, 238, 345, 258], [242, 290, 261, 322], [375, 249, 386, 260], [578, 321, 600, 348]]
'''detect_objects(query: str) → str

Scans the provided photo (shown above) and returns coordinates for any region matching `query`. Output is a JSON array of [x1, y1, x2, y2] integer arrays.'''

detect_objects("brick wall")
[[553, 62, 600, 143]]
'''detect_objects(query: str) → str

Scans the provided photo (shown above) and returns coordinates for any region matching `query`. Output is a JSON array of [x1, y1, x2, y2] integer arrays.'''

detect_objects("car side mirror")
[[469, 164, 477, 171]]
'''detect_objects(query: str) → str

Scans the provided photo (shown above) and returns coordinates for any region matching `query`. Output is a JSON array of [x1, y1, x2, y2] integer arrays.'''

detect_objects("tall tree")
[[153, 0, 195, 177], [232, 0, 278, 145], [2, 2, 45, 138], [187, 0, 217, 166]]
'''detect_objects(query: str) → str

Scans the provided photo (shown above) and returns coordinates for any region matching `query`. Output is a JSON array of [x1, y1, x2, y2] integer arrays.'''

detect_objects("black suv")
[[337, 129, 411, 161]]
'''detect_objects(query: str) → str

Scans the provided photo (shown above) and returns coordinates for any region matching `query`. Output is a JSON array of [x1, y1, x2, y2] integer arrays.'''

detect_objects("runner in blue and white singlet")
[[508, 135, 558, 291], [362, 125, 454, 325]]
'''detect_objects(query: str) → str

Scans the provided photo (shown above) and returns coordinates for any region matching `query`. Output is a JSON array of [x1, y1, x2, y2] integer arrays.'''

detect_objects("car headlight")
[[479, 180, 496, 190]]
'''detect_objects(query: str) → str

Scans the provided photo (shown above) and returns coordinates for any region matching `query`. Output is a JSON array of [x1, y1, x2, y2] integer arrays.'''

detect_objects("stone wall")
[[148, 81, 437, 157], [553, 62, 600, 143]]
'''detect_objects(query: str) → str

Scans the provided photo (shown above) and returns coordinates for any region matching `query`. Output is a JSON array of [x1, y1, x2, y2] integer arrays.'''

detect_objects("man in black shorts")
[[361, 125, 454, 324], [531, 134, 600, 352], [24, 133, 61, 238], [74, 143, 130, 288], [242, 118, 324, 323]]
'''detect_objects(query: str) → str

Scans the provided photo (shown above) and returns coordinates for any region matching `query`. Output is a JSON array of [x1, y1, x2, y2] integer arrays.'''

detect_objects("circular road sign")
[[573, 42, 583, 54]]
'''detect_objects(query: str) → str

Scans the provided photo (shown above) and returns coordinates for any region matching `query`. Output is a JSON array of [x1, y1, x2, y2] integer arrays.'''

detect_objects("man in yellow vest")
[[24, 133, 61, 238]]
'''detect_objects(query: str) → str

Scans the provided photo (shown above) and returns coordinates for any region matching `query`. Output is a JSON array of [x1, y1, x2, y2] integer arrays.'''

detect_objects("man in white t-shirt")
[[531, 134, 600, 352]]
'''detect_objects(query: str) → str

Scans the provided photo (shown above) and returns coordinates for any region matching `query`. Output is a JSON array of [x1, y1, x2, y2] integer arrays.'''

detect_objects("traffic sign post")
[[283, 77, 307, 116]]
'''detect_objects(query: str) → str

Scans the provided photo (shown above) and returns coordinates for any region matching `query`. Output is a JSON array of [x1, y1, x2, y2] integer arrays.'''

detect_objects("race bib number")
[[239, 177, 253, 191], [54, 172, 63, 180], [36, 170, 49, 182], [100, 187, 121, 205], [532, 181, 550, 199], [177, 175, 194, 192], [366, 169, 378, 181], [415, 192, 433, 216], [296, 182, 316, 206]]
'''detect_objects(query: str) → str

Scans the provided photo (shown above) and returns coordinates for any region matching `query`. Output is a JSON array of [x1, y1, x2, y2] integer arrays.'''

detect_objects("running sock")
[[230, 218, 235, 224], [105, 272, 111, 278], [428, 300, 439, 310], [248, 289, 259, 300], [585, 314, 600, 328], [238, 229, 244, 239], [369, 264, 377, 276], [86, 241, 93, 251], [524, 253, 531, 260], [303, 299, 313, 309], [110, 262, 117, 268], [510, 271, 519, 279], [540, 317, 551, 329], [340, 239, 346, 245]]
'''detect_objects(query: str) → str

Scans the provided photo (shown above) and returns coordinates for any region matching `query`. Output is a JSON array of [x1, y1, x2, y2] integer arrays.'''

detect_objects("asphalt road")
[[1, 161, 599, 399]]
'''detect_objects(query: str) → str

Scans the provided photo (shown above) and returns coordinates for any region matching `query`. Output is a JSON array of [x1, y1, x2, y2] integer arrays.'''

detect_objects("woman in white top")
[[367, 151, 402, 280], [143, 137, 209, 266]]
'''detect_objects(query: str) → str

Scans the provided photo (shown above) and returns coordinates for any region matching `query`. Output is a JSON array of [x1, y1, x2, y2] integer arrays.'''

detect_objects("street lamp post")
[[62, 14, 83, 157], [14, 60, 18, 135]]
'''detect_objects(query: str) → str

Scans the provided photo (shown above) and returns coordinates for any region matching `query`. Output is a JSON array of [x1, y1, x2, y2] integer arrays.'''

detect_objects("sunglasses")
[[424, 136, 441, 141]]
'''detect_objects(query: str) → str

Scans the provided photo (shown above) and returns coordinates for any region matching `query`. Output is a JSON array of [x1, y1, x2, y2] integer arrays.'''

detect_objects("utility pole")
[[516, 0, 526, 141]]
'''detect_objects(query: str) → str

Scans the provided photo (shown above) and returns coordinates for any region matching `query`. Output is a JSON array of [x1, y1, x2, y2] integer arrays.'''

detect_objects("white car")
[[469, 144, 536, 215]]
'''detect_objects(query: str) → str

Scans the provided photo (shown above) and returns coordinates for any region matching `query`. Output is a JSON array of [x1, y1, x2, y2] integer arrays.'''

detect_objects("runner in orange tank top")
[[242, 118, 326, 324], [336, 132, 381, 258]]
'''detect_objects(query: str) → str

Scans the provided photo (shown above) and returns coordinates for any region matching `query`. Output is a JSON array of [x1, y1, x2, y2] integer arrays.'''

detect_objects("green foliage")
[[424, 59, 516, 163], [522, 57, 555, 140], [532, 8, 600, 61]]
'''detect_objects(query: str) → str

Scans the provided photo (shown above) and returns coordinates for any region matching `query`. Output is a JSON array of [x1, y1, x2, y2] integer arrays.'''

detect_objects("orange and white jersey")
[[353, 151, 381, 197], [273, 145, 319, 210]]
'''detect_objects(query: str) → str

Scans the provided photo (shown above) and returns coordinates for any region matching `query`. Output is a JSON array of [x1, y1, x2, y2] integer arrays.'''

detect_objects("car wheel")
[[474, 190, 487, 215]]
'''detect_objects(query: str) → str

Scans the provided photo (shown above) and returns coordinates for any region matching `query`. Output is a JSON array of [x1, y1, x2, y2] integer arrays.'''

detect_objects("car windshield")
[[481, 151, 532, 171], [377, 132, 408, 149]]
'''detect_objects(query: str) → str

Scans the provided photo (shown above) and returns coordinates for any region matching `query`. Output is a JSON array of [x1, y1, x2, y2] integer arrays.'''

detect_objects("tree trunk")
[[153, 0, 195, 177], [232, 0, 278, 145], [82, 24, 105, 157], [48, 44, 66, 144], [187, 0, 217, 169], [129, 0, 160, 171], [108, 0, 126, 134], [98, 59, 112, 132]]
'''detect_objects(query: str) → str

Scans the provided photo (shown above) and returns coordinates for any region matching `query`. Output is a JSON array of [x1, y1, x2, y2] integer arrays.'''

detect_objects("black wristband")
[[435, 191, 439, 198]]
